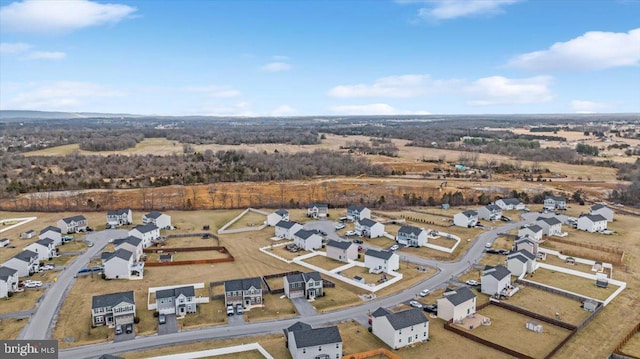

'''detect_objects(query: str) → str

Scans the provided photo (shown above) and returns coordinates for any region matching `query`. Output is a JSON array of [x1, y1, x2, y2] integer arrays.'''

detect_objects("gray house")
[[347, 205, 371, 222], [155, 285, 197, 316], [396, 225, 428, 247], [284, 321, 342, 359], [325, 240, 358, 263], [544, 196, 566, 211], [283, 272, 323, 299], [107, 208, 133, 227], [224, 277, 263, 310], [307, 203, 329, 218], [57, 215, 88, 234], [39, 226, 62, 246], [3, 250, 39, 277], [0, 267, 19, 299], [91, 290, 136, 327]]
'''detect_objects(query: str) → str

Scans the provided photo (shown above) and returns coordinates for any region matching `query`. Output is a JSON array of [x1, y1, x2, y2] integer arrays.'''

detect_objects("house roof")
[[442, 287, 476, 306], [104, 248, 133, 262], [92, 290, 135, 309], [381, 308, 428, 330], [507, 253, 529, 264], [13, 250, 38, 262], [24, 229, 35, 234], [107, 208, 131, 216], [156, 285, 195, 300], [61, 215, 86, 223], [308, 203, 328, 209], [101, 252, 114, 261], [580, 214, 607, 223], [516, 235, 538, 245], [145, 211, 164, 219], [292, 326, 341, 348], [483, 265, 511, 280], [113, 236, 142, 248], [515, 249, 536, 260], [358, 218, 378, 227], [303, 271, 322, 282], [35, 238, 54, 247], [398, 225, 423, 236], [371, 307, 392, 318], [365, 249, 395, 260], [590, 203, 608, 211], [224, 277, 262, 292], [462, 209, 478, 217], [275, 208, 289, 216], [521, 224, 543, 233], [0, 266, 18, 281], [485, 204, 501, 211], [276, 220, 299, 229], [39, 226, 61, 234], [536, 216, 562, 226], [326, 239, 354, 250], [283, 321, 313, 338], [294, 229, 318, 240], [285, 273, 304, 283], [131, 223, 159, 234], [348, 205, 367, 212], [499, 198, 522, 205], [545, 195, 566, 202]]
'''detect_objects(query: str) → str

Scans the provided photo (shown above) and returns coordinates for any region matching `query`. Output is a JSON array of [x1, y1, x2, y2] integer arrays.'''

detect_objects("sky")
[[0, 0, 639, 116]]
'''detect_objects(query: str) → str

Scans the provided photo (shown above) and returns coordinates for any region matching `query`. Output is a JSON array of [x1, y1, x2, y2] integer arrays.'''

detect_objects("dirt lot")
[[507, 286, 591, 326], [525, 268, 618, 301]]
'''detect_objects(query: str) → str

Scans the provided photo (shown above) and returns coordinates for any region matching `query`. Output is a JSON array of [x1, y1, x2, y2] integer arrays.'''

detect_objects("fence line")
[[613, 322, 640, 357], [443, 320, 534, 359]]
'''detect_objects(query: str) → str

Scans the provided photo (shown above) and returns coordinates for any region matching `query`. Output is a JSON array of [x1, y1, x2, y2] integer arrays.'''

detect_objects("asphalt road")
[[59, 219, 528, 359], [18, 229, 128, 340]]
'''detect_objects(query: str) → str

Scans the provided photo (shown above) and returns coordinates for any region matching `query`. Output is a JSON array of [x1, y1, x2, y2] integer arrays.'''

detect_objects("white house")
[[495, 198, 525, 211], [518, 224, 543, 242], [113, 236, 144, 262], [515, 236, 539, 256], [371, 307, 429, 350], [325, 240, 358, 263], [453, 210, 479, 228], [507, 250, 536, 277], [91, 291, 135, 327], [129, 223, 160, 248], [0, 238, 9, 248], [364, 249, 399, 274], [355, 218, 385, 238], [57, 215, 88, 234], [293, 229, 323, 251], [103, 249, 144, 280], [590, 203, 614, 222], [107, 208, 133, 227], [536, 216, 563, 236], [275, 221, 303, 240], [283, 322, 342, 359], [577, 214, 608, 233], [142, 211, 172, 230], [307, 203, 328, 218], [3, 250, 39, 277], [544, 196, 566, 211], [478, 204, 503, 221], [481, 265, 512, 296], [39, 226, 62, 246], [283, 271, 323, 299], [0, 267, 19, 299], [347, 205, 371, 222], [155, 285, 197, 316], [20, 230, 35, 239], [396, 225, 428, 247], [25, 238, 55, 261], [267, 209, 289, 226], [437, 287, 477, 322]]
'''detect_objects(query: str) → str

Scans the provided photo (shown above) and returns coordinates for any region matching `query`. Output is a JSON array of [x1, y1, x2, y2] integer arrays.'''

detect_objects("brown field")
[[540, 240, 620, 264], [224, 210, 267, 230], [525, 268, 617, 301], [145, 249, 230, 262], [302, 254, 345, 271], [0, 318, 28, 339], [620, 331, 640, 357], [180, 300, 228, 329], [507, 286, 591, 325], [540, 253, 602, 275], [269, 245, 311, 261], [0, 288, 44, 314]]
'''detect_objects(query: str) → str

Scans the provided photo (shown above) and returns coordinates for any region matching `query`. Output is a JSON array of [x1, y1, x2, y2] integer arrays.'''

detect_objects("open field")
[[540, 240, 621, 264], [224, 211, 267, 230], [145, 249, 230, 262], [302, 254, 346, 271], [620, 331, 640, 357], [507, 286, 591, 325], [244, 294, 298, 323], [0, 288, 44, 314], [525, 268, 617, 301], [0, 318, 28, 339]]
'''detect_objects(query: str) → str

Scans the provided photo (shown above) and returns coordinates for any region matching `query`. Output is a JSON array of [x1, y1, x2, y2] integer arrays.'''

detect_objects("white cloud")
[[183, 86, 242, 98], [328, 74, 461, 98], [413, 0, 520, 20], [570, 100, 612, 113], [261, 62, 292, 72], [2, 81, 125, 110], [508, 28, 640, 71], [0, 42, 31, 54], [270, 105, 296, 116], [26, 51, 66, 60], [0, 0, 136, 33], [466, 75, 553, 105]]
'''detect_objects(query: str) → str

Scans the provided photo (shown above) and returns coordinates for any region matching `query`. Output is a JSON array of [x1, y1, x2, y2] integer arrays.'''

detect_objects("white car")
[[345, 230, 357, 236], [419, 289, 430, 297], [409, 300, 423, 309], [24, 280, 42, 288], [390, 244, 399, 251], [335, 223, 346, 230], [466, 280, 479, 286]]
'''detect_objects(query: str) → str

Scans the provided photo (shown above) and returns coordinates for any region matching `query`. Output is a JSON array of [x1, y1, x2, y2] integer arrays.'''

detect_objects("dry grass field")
[[0, 318, 28, 339], [302, 254, 346, 271], [338, 266, 388, 285], [507, 286, 591, 326], [224, 211, 267, 230], [525, 268, 617, 301], [243, 294, 298, 323], [620, 331, 640, 357], [0, 288, 44, 314]]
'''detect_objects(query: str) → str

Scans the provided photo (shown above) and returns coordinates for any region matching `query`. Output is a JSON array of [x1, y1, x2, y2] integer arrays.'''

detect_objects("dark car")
[[498, 249, 511, 255], [125, 323, 133, 334], [423, 304, 438, 314], [201, 233, 210, 239], [353, 239, 363, 244], [485, 249, 500, 254], [86, 227, 94, 232]]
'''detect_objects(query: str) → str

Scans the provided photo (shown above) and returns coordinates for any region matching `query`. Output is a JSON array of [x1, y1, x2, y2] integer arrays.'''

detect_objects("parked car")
[[86, 227, 94, 232], [339, 217, 348, 222], [485, 249, 500, 254], [409, 300, 423, 309], [40, 264, 54, 271], [419, 289, 430, 297], [500, 216, 512, 222], [125, 323, 133, 334], [158, 314, 166, 324], [24, 281, 41, 288], [236, 304, 244, 315], [352, 239, 363, 244], [485, 242, 492, 248], [390, 244, 399, 251], [345, 230, 357, 236], [335, 223, 346, 230], [87, 242, 94, 247], [423, 304, 438, 314], [498, 249, 511, 255], [465, 280, 479, 286], [226, 305, 235, 316], [115, 325, 123, 335]]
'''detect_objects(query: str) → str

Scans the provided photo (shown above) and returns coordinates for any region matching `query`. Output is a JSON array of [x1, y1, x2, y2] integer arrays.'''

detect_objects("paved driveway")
[[158, 314, 178, 335], [291, 297, 317, 317], [227, 313, 245, 326], [114, 325, 136, 343]]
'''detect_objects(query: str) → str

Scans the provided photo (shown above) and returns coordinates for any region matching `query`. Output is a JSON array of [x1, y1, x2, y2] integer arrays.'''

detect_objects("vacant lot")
[[180, 300, 229, 329], [224, 210, 267, 230], [244, 294, 298, 323], [507, 286, 591, 325], [0, 318, 28, 339], [269, 245, 311, 261], [145, 249, 230, 262], [303, 254, 346, 271], [0, 288, 44, 314], [526, 268, 618, 301]]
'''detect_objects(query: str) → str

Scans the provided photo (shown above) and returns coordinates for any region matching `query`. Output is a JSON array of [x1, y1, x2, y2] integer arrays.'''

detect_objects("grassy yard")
[[507, 286, 591, 326], [224, 211, 267, 230], [268, 245, 311, 261], [180, 300, 228, 329], [540, 252, 603, 275], [145, 249, 230, 262], [620, 331, 640, 358], [243, 294, 297, 323], [526, 268, 618, 301], [311, 280, 363, 313], [302, 254, 346, 271], [338, 266, 388, 286], [0, 318, 28, 339], [541, 240, 620, 264], [0, 288, 44, 314]]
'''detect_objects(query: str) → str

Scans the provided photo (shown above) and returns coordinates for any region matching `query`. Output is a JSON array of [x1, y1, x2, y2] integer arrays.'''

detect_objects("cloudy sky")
[[0, 0, 638, 116]]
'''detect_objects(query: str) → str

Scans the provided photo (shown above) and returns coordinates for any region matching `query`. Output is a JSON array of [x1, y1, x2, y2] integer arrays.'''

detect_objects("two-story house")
[[535, 216, 563, 236], [103, 249, 141, 280], [142, 211, 172, 230], [129, 223, 160, 248], [478, 204, 503, 221], [91, 290, 136, 327], [0, 267, 19, 299], [544, 196, 566, 211], [275, 221, 303, 240], [347, 205, 371, 222], [283, 271, 324, 300], [396, 225, 428, 247], [107, 209, 133, 227], [39, 225, 62, 246], [364, 249, 399, 274], [494, 198, 525, 211], [371, 307, 429, 350], [355, 218, 385, 238], [283, 322, 342, 359], [307, 203, 328, 219], [113, 236, 144, 261], [57, 215, 88, 234], [325, 240, 358, 263], [453, 210, 479, 228], [515, 236, 539, 256], [437, 287, 477, 322], [590, 203, 614, 222], [293, 229, 323, 251], [25, 238, 55, 261], [577, 214, 608, 233], [267, 209, 289, 226], [507, 249, 536, 277], [155, 285, 197, 317], [2, 250, 39, 277], [224, 277, 263, 310], [481, 265, 512, 297], [518, 224, 543, 242]]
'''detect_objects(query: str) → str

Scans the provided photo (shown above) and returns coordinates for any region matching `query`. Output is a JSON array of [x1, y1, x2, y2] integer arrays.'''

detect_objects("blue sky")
[[0, 0, 639, 116]]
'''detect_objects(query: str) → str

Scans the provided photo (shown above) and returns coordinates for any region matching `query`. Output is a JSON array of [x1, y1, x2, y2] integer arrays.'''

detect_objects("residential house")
[[129, 223, 160, 248], [224, 277, 263, 309], [371, 307, 429, 350], [20, 230, 35, 239], [283, 322, 342, 359], [107, 209, 133, 227], [481, 265, 512, 296], [0, 238, 9, 248], [577, 214, 608, 233], [275, 221, 303, 240], [544, 196, 566, 211], [142, 211, 172, 230], [91, 290, 135, 327], [103, 249, 144, 280], [2, 250, 39, 277], [453, 210, 479, 228], [495, 198, 525, 211], [325, 240, 358, 263], [536, 216, 563, 236], [589, 203, 614, 222], [347, 205, 371, 222], [396, 225, 428, 247], [478, 204, 503, 221], [437, 287, 477, 322], [307, 203, 329, 218], [355, 218, 385, 238], [0, 267, 19, 299], [506, 250, 536, 277], [155, 285, 197, 316], [25, 238, 55, 261], [39, 226, 62, 246], [364, 249, 399, 274], [283, 271, 323, 299], [113, 236, 144, 261], [515, 236, 539, 256], [518, 224, 543, 242], [267, 209, 289, 226], [293, 229, 323, 251], [57, 215, 88, 234]]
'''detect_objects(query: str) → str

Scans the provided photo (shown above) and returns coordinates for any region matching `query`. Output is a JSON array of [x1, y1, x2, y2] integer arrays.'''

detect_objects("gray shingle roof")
[[348, 205, 366, 212], [508, 252, 529, 264], [275, 208, 289, 216], [358, 218, 378, 227], [276, 220, 298, 229], [308, 203, 328, 209], [545, 195, 566, 202], [442, 287, 476, 306], [304, 271, 322, 282], [398, 225, 423, 236], [92, 290, 134, 309], [99, 355, 124, 359], [35, 238, 53, 247], [61, 215, 86, 223], [39, 226, 61, 235], [483, 265, 511, 280], [500, 198, 522, 205], [581, 214, 607, 222], [13, 250, 38, 262], [371, 307, 392, 318], [521, 224, 543, 233], [283, 321, 313, 338], [113, 236, 142, 248], [292, 326, 341, 348], [485, 204, 501, 211], [145, 211, 163, 219], [365, 249, 395, 260], [536, 216, 562, 226], [132, 223, 159, 234], [285, 273, 304, 283], [509, 249, 535, 262], [0, 266, 18, 281], [156, 285, 195, 300], [462, 210, 478, 217], [326, 239, 354, 250], [295, 229, 317, 240], [590, 203, 607, 211], [104, 248, 133, 262], [224, 277, 262, 292], [107, 209, 131, 216], [382, 308, 428, 330]]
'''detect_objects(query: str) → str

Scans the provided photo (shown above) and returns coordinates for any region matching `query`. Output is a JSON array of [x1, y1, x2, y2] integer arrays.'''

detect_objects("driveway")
[[291, 297, 317, 317], [158, 314, 178, 335], [227, 313, 245, 326], [114, 325, 136, 343]]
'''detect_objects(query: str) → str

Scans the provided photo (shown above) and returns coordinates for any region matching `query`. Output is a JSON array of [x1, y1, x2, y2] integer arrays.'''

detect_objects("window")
[[336, 344, 339, 349], [303, 349, 306, 354]]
